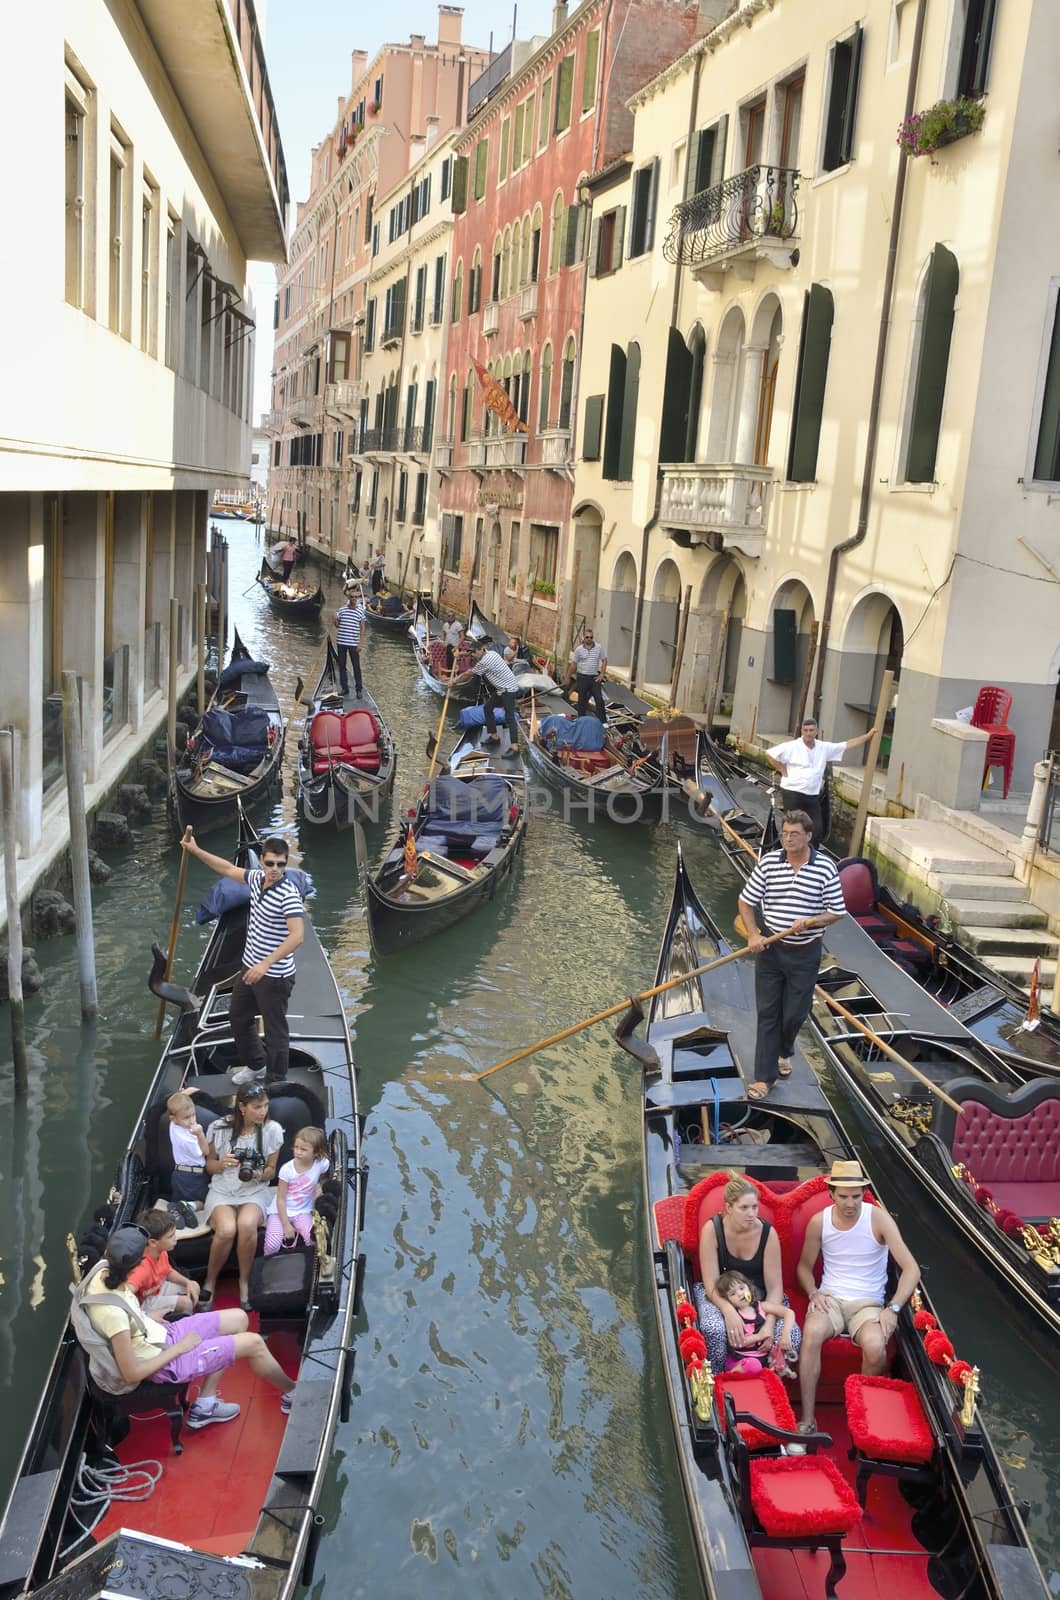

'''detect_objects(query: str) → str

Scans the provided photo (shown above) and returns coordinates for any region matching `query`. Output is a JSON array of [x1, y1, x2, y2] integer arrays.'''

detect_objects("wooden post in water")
[[61, 673, 97, 1021], [196, 582, 207, 716], [0, 728, 29, 1097], [669, 585, 692, 709], [167, 595, 180, 764], [848, 669, 894, 858], [219, 540, 229, 659]]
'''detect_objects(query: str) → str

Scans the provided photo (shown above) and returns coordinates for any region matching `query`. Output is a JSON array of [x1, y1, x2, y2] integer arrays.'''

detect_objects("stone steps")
[[958, 924, 1060, 959], [946, 898, 1047, 930], [927, 872, 1025, 902]]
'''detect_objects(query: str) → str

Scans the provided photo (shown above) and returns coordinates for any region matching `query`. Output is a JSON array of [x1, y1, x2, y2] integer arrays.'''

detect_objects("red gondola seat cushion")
[[309, 708, 380, 774], [716, 1370, 796, 1452], [749, 1456, 860, 1538], [558, 747, 613, 774], [845, 1375, 934, 1465]]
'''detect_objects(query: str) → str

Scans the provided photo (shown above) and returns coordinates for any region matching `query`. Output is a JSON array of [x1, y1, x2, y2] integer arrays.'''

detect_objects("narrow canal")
[[1, 528, 1057, 1597]]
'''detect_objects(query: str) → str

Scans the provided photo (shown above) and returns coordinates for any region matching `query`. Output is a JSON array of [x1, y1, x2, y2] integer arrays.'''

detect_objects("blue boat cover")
[[539, 714, 605, 751], [376, 595, 406, 615], [425, 774, 508, 828], [195, 867, 314, 924], [219, 658, 270, 688], [455, 705, 508, 729], [203, 706, 271, 750]]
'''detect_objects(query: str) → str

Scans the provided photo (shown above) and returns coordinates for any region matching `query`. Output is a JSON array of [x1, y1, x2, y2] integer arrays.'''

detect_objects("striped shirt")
[[740, 847, 846, 946], [473, 649, 519, 693], [571, 642, 606, 677], [242, 868, 304, 975], [336, 601, 367, 647]]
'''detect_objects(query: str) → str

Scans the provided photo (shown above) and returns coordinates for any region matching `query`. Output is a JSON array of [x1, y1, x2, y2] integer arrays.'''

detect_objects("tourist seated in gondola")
[[73, 1225, 294, 1429], [167, 1090, 209, 1207], [716, 1270, 797, 1379], [693, 1174, 802, 1375], [199, 1084, 285, 1311], [126, 1209, 201, 1319]]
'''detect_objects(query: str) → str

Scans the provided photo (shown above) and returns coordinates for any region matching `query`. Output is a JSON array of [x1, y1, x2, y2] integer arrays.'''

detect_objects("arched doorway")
[[485, 520, 504, 620], [570, 503, 602, 638], [838, 593, 904, 762], [606, 552, 638, 672], [760, 578, 816, 735], [692, 557, 748, 725], [643, 557, 683, 691]]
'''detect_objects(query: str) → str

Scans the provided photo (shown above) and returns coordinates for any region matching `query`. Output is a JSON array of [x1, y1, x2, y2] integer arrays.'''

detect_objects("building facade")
[[573, 0, 1060, 801], [0, 0, 286, 898]]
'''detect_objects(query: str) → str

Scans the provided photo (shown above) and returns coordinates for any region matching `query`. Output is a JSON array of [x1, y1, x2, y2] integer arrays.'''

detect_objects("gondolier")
[[569, 630, 607, 723], [335, 590, 367, 697], [737, 810, 845, 1099], [181, 832, 304, 1083], [369, 548, 386, 594], [454, 641, 521, 754], [443, 612, 463, 669], [766, 718, 877, 842]]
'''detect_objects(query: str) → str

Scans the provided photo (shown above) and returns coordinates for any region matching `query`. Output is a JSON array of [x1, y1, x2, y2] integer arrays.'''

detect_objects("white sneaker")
[[186, 1399, 240, 1429], [229, 1066, 266, 1086]]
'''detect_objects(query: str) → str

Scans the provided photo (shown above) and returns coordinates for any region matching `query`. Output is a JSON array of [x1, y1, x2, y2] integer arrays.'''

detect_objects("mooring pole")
[[61, 673, 98, 1022], [196, 581, 207, 716], [167, 595, 180, 764], [0, 728, 29, 1097], [219, 540, 229, 660]]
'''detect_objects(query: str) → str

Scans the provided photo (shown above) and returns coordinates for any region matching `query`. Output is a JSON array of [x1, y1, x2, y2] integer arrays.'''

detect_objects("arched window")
[[549, 192, 565, 275], [539, 342, 553, 430], [903, 245, 959, 483], [559, 335, 576, 430], [511, 221, 522, 294], [520, 213, 532, 285], [530, 207, 543, 284], [448, 374, 457, 441], [491, 234, 502, 301], [521, 349, 532, 425], [452, 259, 464, 323], [501, 227, 512, 298], [461, 367, 473, 442], [469, 247, 482, 315], [787, 285, 834, 482]]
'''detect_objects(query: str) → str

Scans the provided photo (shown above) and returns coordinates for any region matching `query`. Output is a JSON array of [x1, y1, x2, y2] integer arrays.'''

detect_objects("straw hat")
[[826, 1159, 869, 1190]]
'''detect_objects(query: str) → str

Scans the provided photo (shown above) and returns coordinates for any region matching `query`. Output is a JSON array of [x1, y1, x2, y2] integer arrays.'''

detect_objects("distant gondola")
[[364, 590, 420, 631], [296, 637, 396, 827], [256, 556, 325, 618], [0, 809, 364, 1600], [622, 846, 1050, 1600], [172, 629, 284, 834], [358, 726, 527, 955], [408, 596, 556, 701]]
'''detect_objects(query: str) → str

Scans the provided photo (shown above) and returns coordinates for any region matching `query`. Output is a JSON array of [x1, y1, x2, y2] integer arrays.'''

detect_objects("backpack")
[[70, 1262, 152, 1396]]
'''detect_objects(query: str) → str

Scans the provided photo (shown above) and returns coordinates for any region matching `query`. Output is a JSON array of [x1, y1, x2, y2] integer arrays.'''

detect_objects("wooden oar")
[[472, 923, 802, 1083], [426, 650, 461, 781], [706, 801, 965, 1116], [154, 826, 194, 1038]]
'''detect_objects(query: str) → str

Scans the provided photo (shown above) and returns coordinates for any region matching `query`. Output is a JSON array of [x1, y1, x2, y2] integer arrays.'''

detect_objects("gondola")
[[256, 556, 325, 618], [357, 726, 527, 956], [620, 847, 1049, 1600], [295, 637, 396, 827], [171, 629, 285, 835], [408, 596, 557, 701], [364, 589, 419, 631], [0, 810, 365, 1600]]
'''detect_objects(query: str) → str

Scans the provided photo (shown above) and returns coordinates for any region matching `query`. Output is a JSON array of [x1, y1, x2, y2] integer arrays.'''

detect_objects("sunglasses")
[[261, 858, 286, 868], [240, 1087, 269, 1102]]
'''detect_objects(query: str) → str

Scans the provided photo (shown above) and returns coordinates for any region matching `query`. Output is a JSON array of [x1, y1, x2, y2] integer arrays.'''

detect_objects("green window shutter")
[[690, 127, 715, 198], [555, 57, 574, 133], [645, 159, 659, 252], [523, 94, 535, 163], [588, 217, 601, 277], [959, 0, 998, 96], [659, 328, 693, 464], [500, 119, 510, 181], [1033, 294, 1060, 481], [602, 345, 627, 479], [582, 31, 600, 113], [513, 106, 525, 169], [563, 204, 580, 267], [539, 80, 552, 148], [787, 285, 834, 482], [473, 140, 488, 199], [452, 156, 468, 214], [823, 34, 860, 172], [617, 342, 640, 481], [559, 352, 575, 429], [772, 610, 796, 684], [583, 394, 605, 460], [613, 205, 626, 270], [906, 245, 959, 483], [839, 25, 863, 166]]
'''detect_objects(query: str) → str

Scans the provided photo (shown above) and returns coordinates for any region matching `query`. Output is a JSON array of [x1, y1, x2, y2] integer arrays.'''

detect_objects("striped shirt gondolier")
[[571, 642, 606, 677], [740, 848, 846, 946], [473, 649, 520, 694], [242, 869, 305, 976], [336, 601, 367, 647]]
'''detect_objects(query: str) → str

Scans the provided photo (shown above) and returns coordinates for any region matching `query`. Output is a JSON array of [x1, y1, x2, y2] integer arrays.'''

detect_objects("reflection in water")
[[0, 528, 1056, 1594]]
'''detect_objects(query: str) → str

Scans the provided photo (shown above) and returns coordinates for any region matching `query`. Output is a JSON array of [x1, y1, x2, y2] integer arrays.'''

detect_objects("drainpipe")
[[629, 50, 703, 687], [810, 0, 927, 717]]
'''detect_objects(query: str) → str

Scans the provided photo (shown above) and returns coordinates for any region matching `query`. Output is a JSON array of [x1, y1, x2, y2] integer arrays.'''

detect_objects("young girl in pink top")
[[264, 1127, 330, 1255]]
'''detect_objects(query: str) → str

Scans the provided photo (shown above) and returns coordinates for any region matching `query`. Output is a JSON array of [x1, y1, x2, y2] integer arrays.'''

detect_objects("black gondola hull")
[[295, 642, 396, 829], [171, 631, 286, 836]]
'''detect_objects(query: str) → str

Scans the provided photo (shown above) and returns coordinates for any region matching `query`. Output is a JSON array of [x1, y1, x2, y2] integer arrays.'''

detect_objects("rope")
[[58, 1452, 163, 1559]]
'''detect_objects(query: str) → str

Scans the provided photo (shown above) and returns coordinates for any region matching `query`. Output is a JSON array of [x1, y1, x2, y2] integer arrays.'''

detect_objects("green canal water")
[[1, 529, 1057, 1597]]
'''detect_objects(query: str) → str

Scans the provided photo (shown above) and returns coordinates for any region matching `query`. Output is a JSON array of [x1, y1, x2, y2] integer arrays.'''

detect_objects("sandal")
[[746, 1082, 772, 1101], [778, 1058, 794, 1078]]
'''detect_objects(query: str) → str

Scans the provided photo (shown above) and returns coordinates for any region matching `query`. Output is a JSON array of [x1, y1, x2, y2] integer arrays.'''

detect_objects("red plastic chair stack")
[[970, 686, 1015, 798]]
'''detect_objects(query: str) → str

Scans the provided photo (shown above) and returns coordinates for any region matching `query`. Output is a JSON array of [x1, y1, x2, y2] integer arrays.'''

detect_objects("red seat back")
[[839, 861, 876, 917], [971, 686, 1012, 731], [309, 711, 344, 753], [343, 709, 379, 750], [950, 1097, 1060, 1184]]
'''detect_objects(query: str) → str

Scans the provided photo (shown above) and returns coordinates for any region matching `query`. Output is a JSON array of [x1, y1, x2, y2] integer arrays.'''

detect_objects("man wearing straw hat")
[[789, 1158, 920, 1449]]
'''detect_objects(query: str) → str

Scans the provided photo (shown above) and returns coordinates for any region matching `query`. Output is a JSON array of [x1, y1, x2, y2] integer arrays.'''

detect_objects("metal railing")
[[664, 165, 800, 268], [1039, 752, 1060, 854], [468, 42, 513, 116]]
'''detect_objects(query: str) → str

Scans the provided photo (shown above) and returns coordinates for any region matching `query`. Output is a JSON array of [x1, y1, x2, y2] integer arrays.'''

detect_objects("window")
[[539, 80, 552, 149], [460, 376, 472, 441], [140, 176, 158, 353], [491, 242, 502, 300], [520, 352, 532, 425], [371, 222, 379, 257], [821, 26, 863, 172], [329, 330, 351, 381], [529, 523, 558, 587], [590, 206, 626, 276], [65, 69, 90, 311], [372, 75, 384, 110], [559, 337, 576, 430], [396, 469, 408, 523], [368, 470, 379, 517], [951, 0, 998, 97], [452, 155, 469, 213], [412, 175, 431, 222], [108, 127, 129, 336], [365, 297, 376, 352], [448, 374, 458, 440], [473, 138, 489, 200], [412, 264, 427, 332], [431, 253, 446, 323], [539, 343, 553, 429], [452, 260, 464, 322], [530, 211, 542, 282], [383, 279, 406, 343], [441, 156, 453, 202], [468, 250, 482, 315], [500, 118, 511, 181], [523, 94, 536, 164], [582, 30, 600, 112], [555, 56, 574, 133], [659, 327, 703, 465], [413, 471, 428, 525], [689, 115, 728, 197], [165, 210, 180, 368], [903, 245, 959, 483], [1032, 285, 1060, 483], [549, 194, 565, 274], [628, 160, 659, 258], [364, 192, 374, 243], [442, 512, 464, 571], [787, 285, 834, 481], [352, 468, 362, 513], [602, 343, 637, 480], [283, 284, 291, 320], [422, 378, 436, 446], [513, 105, 526, 171], [334, 428, 345, 465]]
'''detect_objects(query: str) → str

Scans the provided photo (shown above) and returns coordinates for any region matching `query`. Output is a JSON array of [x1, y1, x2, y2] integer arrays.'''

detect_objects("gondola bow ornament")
[[471, 356, 529, 434], [1019, 958, 1041, 1032], [403, 825, 419, 881]]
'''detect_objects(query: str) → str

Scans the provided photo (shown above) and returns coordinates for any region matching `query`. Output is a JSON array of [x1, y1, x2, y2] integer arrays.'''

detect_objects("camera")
[[235, 1147, 265, 1183]]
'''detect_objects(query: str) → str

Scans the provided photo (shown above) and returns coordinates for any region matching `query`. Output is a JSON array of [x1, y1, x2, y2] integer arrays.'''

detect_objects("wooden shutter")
[[513, 106, 525, 169], [555, 57, 574, 133], [602, 345, 626, 479], [772, 609, 796, 684], [659, 328, 693, 464], [617, 343, 640, 482], [1033, 296, 1060, 481], [588, 217, 601, 277], [473, 140, 488, 199], [959, 0, 998, 96], [564, 204, 580, 267], [583, 394, 604, 460], [690, 127, 715, 198], [500, 119, 510, 181], [523, 95, 535, 164], [839, 25, 863, 166], [423, 379, 436, 447], [613, 205, 626, 271], [582, 30, 600, 112], [452, 156, 468, 213], [787, 285, 834, 482], [539, 80, 552, 147], [644, 159, 659, 252], [906, 245, 959, 483]]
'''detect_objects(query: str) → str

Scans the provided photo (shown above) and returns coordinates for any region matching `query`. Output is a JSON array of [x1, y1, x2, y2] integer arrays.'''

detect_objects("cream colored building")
[[574, 0, 1060, 806], [0, 0, 287, 898]]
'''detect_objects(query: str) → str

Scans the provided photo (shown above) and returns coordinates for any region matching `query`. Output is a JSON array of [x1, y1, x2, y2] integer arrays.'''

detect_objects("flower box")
[[897, 97, 985, 159]]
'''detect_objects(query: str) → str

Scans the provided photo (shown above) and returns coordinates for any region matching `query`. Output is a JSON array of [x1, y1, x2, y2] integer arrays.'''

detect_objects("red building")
[[438, 0, 705, 655]]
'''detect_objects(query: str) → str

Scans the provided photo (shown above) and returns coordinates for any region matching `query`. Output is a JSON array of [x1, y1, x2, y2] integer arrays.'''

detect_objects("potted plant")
[[532, 579, 555, 597], [897, 96, 985, 159]]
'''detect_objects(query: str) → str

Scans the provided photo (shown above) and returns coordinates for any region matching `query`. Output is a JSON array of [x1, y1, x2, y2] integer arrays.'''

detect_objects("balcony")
[[289, 394, 319, 428], [518, 282, 538, 320], [663, 166, 800, 291], [261, 409, 282, 433], [381, 315, 404, 349], [467, 439, 487, 468], [400, 425, 431, 456], [435, 439, 454, 471], [482, 300, 500, 337], [325, 381, 358, 416], [358, 428, 383, 455], [485, 434, 527, 469], [538, 426, 571, 468], [134, 0, 288, 260], [659, 463, 774, 559]]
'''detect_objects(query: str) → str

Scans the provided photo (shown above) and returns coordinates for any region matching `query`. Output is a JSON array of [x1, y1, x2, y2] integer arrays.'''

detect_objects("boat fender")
[[147, 943, 202, 1013]]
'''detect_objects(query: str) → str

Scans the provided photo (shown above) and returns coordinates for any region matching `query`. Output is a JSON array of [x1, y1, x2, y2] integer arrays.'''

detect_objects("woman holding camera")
[[201, 1084, 283, 1311]]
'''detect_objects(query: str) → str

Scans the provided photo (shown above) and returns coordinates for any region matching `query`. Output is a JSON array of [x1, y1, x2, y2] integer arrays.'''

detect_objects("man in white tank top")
[[791, 1160, 920, 1444]]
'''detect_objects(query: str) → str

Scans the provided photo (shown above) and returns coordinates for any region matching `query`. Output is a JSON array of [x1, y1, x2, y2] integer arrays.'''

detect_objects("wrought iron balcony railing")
[[664, 165, 800, 269]]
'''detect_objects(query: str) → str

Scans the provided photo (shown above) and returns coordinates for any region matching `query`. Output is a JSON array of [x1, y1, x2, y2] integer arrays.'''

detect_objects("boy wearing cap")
[[791, 1160, 919, 1447]]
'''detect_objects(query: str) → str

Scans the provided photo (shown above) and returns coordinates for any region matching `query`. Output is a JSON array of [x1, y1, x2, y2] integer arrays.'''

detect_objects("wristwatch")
[[887, 1300, 902, 1315]]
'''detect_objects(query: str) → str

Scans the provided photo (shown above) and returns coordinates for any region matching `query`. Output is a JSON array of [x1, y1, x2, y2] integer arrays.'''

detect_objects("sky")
[[249, 0, 557, 420]]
